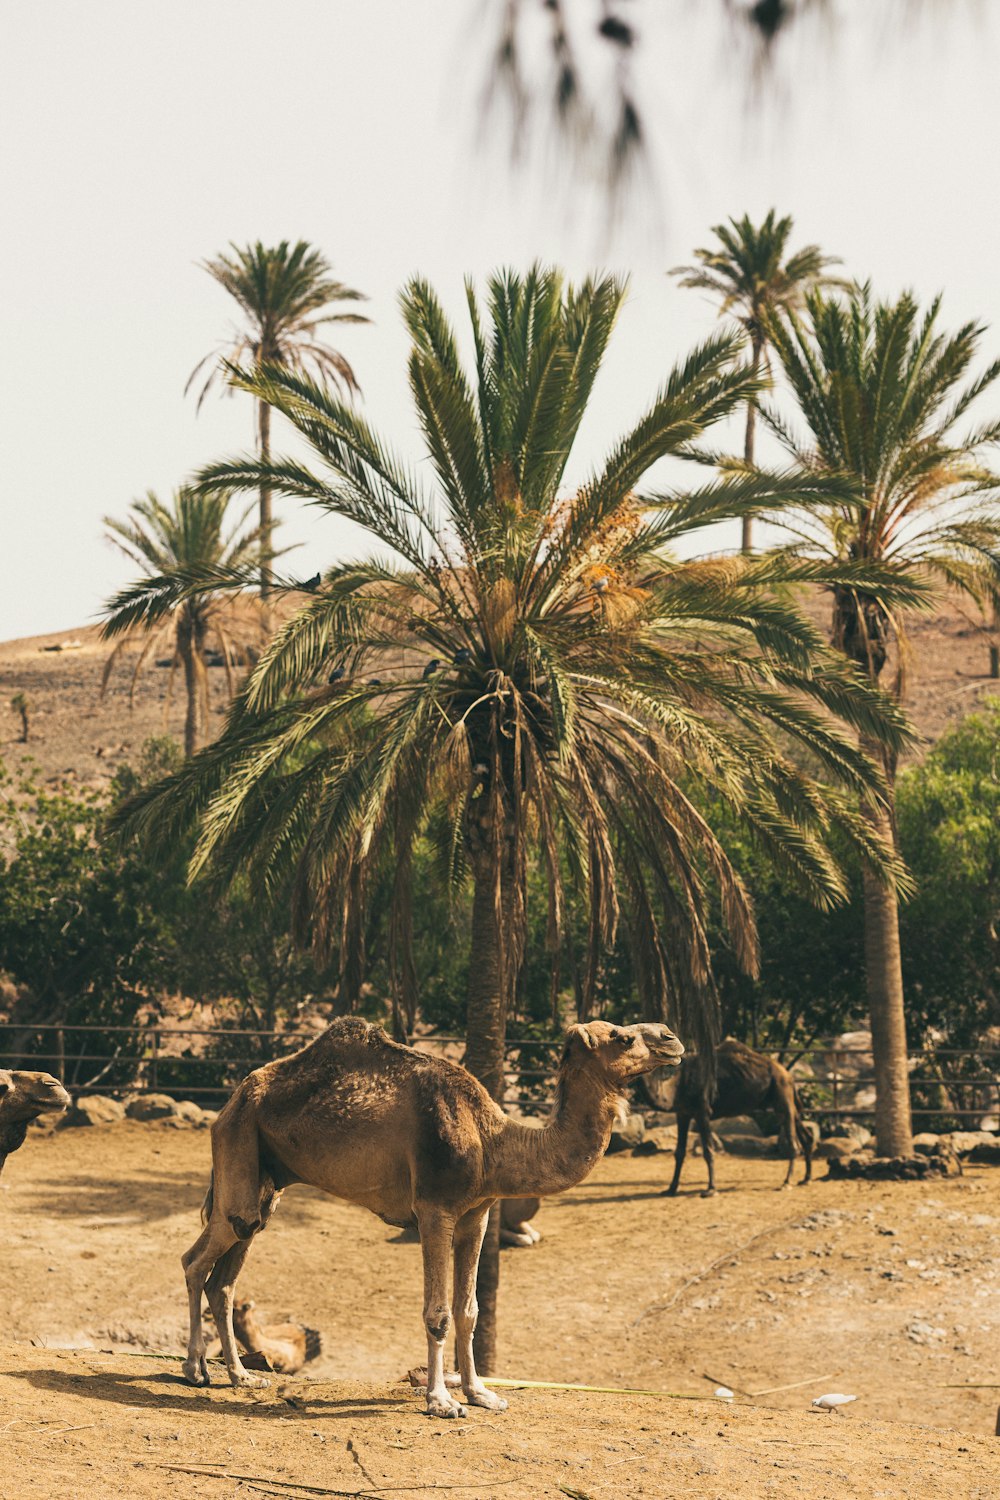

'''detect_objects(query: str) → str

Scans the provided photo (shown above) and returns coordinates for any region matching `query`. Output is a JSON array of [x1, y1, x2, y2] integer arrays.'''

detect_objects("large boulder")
[[968, 1138, 1000, 1166], [61, 1095, 125, 1128], [942, 1130, 996, 1157], [912, 1132, 942, 1155], [815, 1135, 862, 1160], [723, 1133, 778, 1157], [606, 1113, 645, 1154], [125, 1093, 181, 1122], [715, 1115, 763, 1139]]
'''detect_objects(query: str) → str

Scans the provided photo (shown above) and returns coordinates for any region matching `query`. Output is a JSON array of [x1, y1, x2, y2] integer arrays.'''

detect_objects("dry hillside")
[[1, 597, 998, 789]]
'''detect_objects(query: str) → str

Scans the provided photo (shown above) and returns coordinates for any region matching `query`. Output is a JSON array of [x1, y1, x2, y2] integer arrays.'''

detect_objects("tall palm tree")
[[671, 211, 847, 552], [763, 283, 1000, 1157], [101, 489, 262, 755], [111, 266, 907, 1366], [187, 240, 369, 599]]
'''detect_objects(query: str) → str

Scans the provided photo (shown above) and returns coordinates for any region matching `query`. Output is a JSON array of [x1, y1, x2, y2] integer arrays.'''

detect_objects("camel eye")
[[617, 1033, 634, 1048]]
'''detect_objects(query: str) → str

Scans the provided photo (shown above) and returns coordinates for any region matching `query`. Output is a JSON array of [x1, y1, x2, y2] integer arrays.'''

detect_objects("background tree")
[[671, 210, 847, 552], [111, 265, 907, 1368], [187, 240, 369, 601], [102, 489, 262, 755], [763, 282, 1000, 1156]]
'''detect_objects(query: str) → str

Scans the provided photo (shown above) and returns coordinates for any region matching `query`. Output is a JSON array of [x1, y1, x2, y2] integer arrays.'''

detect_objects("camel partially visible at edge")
[[0, 1070, 70, 1176], [182, 1015, 683, 1418]]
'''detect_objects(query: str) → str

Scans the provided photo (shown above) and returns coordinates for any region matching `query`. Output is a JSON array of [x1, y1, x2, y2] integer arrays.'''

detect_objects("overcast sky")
[[3, 1, 999, 640]]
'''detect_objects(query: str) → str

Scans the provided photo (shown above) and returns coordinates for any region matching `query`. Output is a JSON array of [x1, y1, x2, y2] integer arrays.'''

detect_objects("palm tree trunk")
[[258, 397, 272, 603], [859, 735, 913, 1157], [741, 336, 762, 554], [177, 613, 207, 757], [464, 855, 515, 1376]]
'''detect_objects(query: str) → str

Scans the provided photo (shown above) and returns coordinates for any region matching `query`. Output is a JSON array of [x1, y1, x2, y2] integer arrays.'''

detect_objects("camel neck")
[[0, 1120, 28, 1173], [492, 1065, 622, 1198]]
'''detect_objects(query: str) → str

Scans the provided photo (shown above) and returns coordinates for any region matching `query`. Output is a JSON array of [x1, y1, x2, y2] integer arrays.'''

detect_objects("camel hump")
[[313, 1016, 401, 1057]]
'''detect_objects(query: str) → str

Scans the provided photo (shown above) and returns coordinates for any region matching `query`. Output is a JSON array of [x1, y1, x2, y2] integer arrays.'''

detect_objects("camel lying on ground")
[[232, 1299, 323, 1374], [182, 1015, 683, 1418], [665, 1037, 813, 1197], [0, 1070, 70, 1175], [500, 1196, 542, 1247]]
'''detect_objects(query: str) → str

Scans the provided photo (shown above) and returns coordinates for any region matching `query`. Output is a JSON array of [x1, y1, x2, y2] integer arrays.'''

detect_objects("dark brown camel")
[[0, 1069, 70, 1175], [181, 1015, 683, 1418], [665, 1038, 813, 1197]]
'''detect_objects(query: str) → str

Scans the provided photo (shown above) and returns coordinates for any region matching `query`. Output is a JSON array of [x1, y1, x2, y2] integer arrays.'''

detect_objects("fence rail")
[[1, 1023, 998, 1124]]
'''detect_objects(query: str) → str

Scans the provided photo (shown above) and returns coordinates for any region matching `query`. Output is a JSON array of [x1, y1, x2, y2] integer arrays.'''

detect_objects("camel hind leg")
[[774, 1078, 801, 1188], [665, 1112, 691, 1196]]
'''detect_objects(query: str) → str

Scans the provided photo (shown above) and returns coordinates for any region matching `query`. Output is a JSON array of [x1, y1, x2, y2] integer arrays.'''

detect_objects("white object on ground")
[[812, 1393, 857, 1413], [714, 1386, 735, 1401]]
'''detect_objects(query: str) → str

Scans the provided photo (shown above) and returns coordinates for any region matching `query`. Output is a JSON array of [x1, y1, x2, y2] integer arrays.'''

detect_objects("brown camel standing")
[[0, 1070, 70, 1175], [182, 1016, 683, 1418], [665, 1038, 813, 1197]]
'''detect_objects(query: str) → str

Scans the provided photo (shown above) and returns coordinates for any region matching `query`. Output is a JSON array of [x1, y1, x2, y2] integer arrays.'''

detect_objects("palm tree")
[[671, 211, 847, 552], [763, 283, 1000, 1157], [101, 489, 262, 755], [187, 240, 369, 599], [111, 266, 907, 1366]]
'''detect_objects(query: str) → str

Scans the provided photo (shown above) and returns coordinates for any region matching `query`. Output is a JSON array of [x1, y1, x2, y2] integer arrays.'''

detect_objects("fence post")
[[151, 1029, 159, 1093], [55, 1026, 65, 1084]]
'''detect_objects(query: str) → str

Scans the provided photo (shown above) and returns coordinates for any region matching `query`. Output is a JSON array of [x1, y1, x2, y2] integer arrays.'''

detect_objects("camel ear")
[[565, 1024, 598, 1052]]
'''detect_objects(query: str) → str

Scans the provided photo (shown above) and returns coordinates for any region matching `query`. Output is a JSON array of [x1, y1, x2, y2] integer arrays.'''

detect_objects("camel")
[[182, 1015, 683, 1418], [0, 1070, 70, 1175], [665, 1037, 813, 1197], [232, 1299, 323, 1374], [500, 1196, 542, 1248]]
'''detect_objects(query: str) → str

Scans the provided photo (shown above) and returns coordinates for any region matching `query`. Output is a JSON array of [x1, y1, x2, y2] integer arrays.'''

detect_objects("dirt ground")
[[1, 1123, 998, 1498]]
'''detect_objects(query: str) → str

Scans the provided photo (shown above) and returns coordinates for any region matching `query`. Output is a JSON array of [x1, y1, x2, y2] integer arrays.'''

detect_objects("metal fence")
[[1, 1023, 998, 1126]]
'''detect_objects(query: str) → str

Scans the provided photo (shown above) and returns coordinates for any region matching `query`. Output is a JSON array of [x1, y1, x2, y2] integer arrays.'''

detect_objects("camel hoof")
[[663, 1187, 679, 1198], [700, 1187, 717, 1198], [465, 1388, 508, 1412], [230, 1370, 271, 1390], [183, 1356, 210, 1387], [426, 1394, 467, 1419]]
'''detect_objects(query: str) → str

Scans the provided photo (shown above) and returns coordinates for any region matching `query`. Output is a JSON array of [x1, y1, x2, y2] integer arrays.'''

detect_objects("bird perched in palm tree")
[[762, 282, 1000, 1158], [111, 265, 909, 1368], [671, 211, 847, 551], [187, 240, 369, 600], [101, 489, 262, 755]]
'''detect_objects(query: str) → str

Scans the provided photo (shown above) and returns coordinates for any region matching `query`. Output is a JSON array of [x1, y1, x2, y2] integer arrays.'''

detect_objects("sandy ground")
[[1, 1123, 998, 1498]]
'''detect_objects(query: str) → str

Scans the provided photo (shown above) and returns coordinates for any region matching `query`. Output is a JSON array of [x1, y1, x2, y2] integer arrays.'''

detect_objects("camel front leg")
[[454, 1206, 507, 1412], [416, 1206, 464, 1419]]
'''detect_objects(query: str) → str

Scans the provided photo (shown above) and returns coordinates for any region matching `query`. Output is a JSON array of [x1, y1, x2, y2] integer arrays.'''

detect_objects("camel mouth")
[[32, 1082, 71, 1113]]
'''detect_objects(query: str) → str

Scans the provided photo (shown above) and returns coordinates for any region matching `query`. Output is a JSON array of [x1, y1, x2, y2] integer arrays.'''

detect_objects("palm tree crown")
[[187, 240, 369, 598], [102, 489, 261, 755], [672, 210, 847, 550]]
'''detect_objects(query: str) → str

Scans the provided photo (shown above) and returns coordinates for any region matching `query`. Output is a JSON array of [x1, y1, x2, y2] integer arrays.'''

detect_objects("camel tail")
[[303, 1327, 324, 1364], [201, 1171, 214, 1225]]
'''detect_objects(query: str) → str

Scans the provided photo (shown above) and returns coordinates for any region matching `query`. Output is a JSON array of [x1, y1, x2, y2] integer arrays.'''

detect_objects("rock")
[[715, 1115, 764, 1139], [632, 1138, 660, 1156], [816, 1136, 862, 1159], [174, 1099, 206, 1126], [606, 1113, 645, 1154], [825, 1151, 959, 1181], [912, 1132, 942, 1155], [199, 1109, 218, 1128], [907, 1320, 947, 1345], [645, 1126, 677, 1153], [968, 1139, 1000, 1166], [723, 1134, 779, 1157], [61, 1095, 125, 1128], [942, 1130, 996, 1156], [125, 1094, 181, 1121]]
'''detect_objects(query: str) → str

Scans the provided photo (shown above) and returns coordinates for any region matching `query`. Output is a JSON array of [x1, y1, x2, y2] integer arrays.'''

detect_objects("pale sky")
[[3, 1, 999, 640]]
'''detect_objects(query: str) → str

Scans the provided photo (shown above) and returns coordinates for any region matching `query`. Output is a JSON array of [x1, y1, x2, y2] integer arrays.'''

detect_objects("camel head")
[[561, 1021, 684, 1085], [0, 1070, 70, 1168]]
